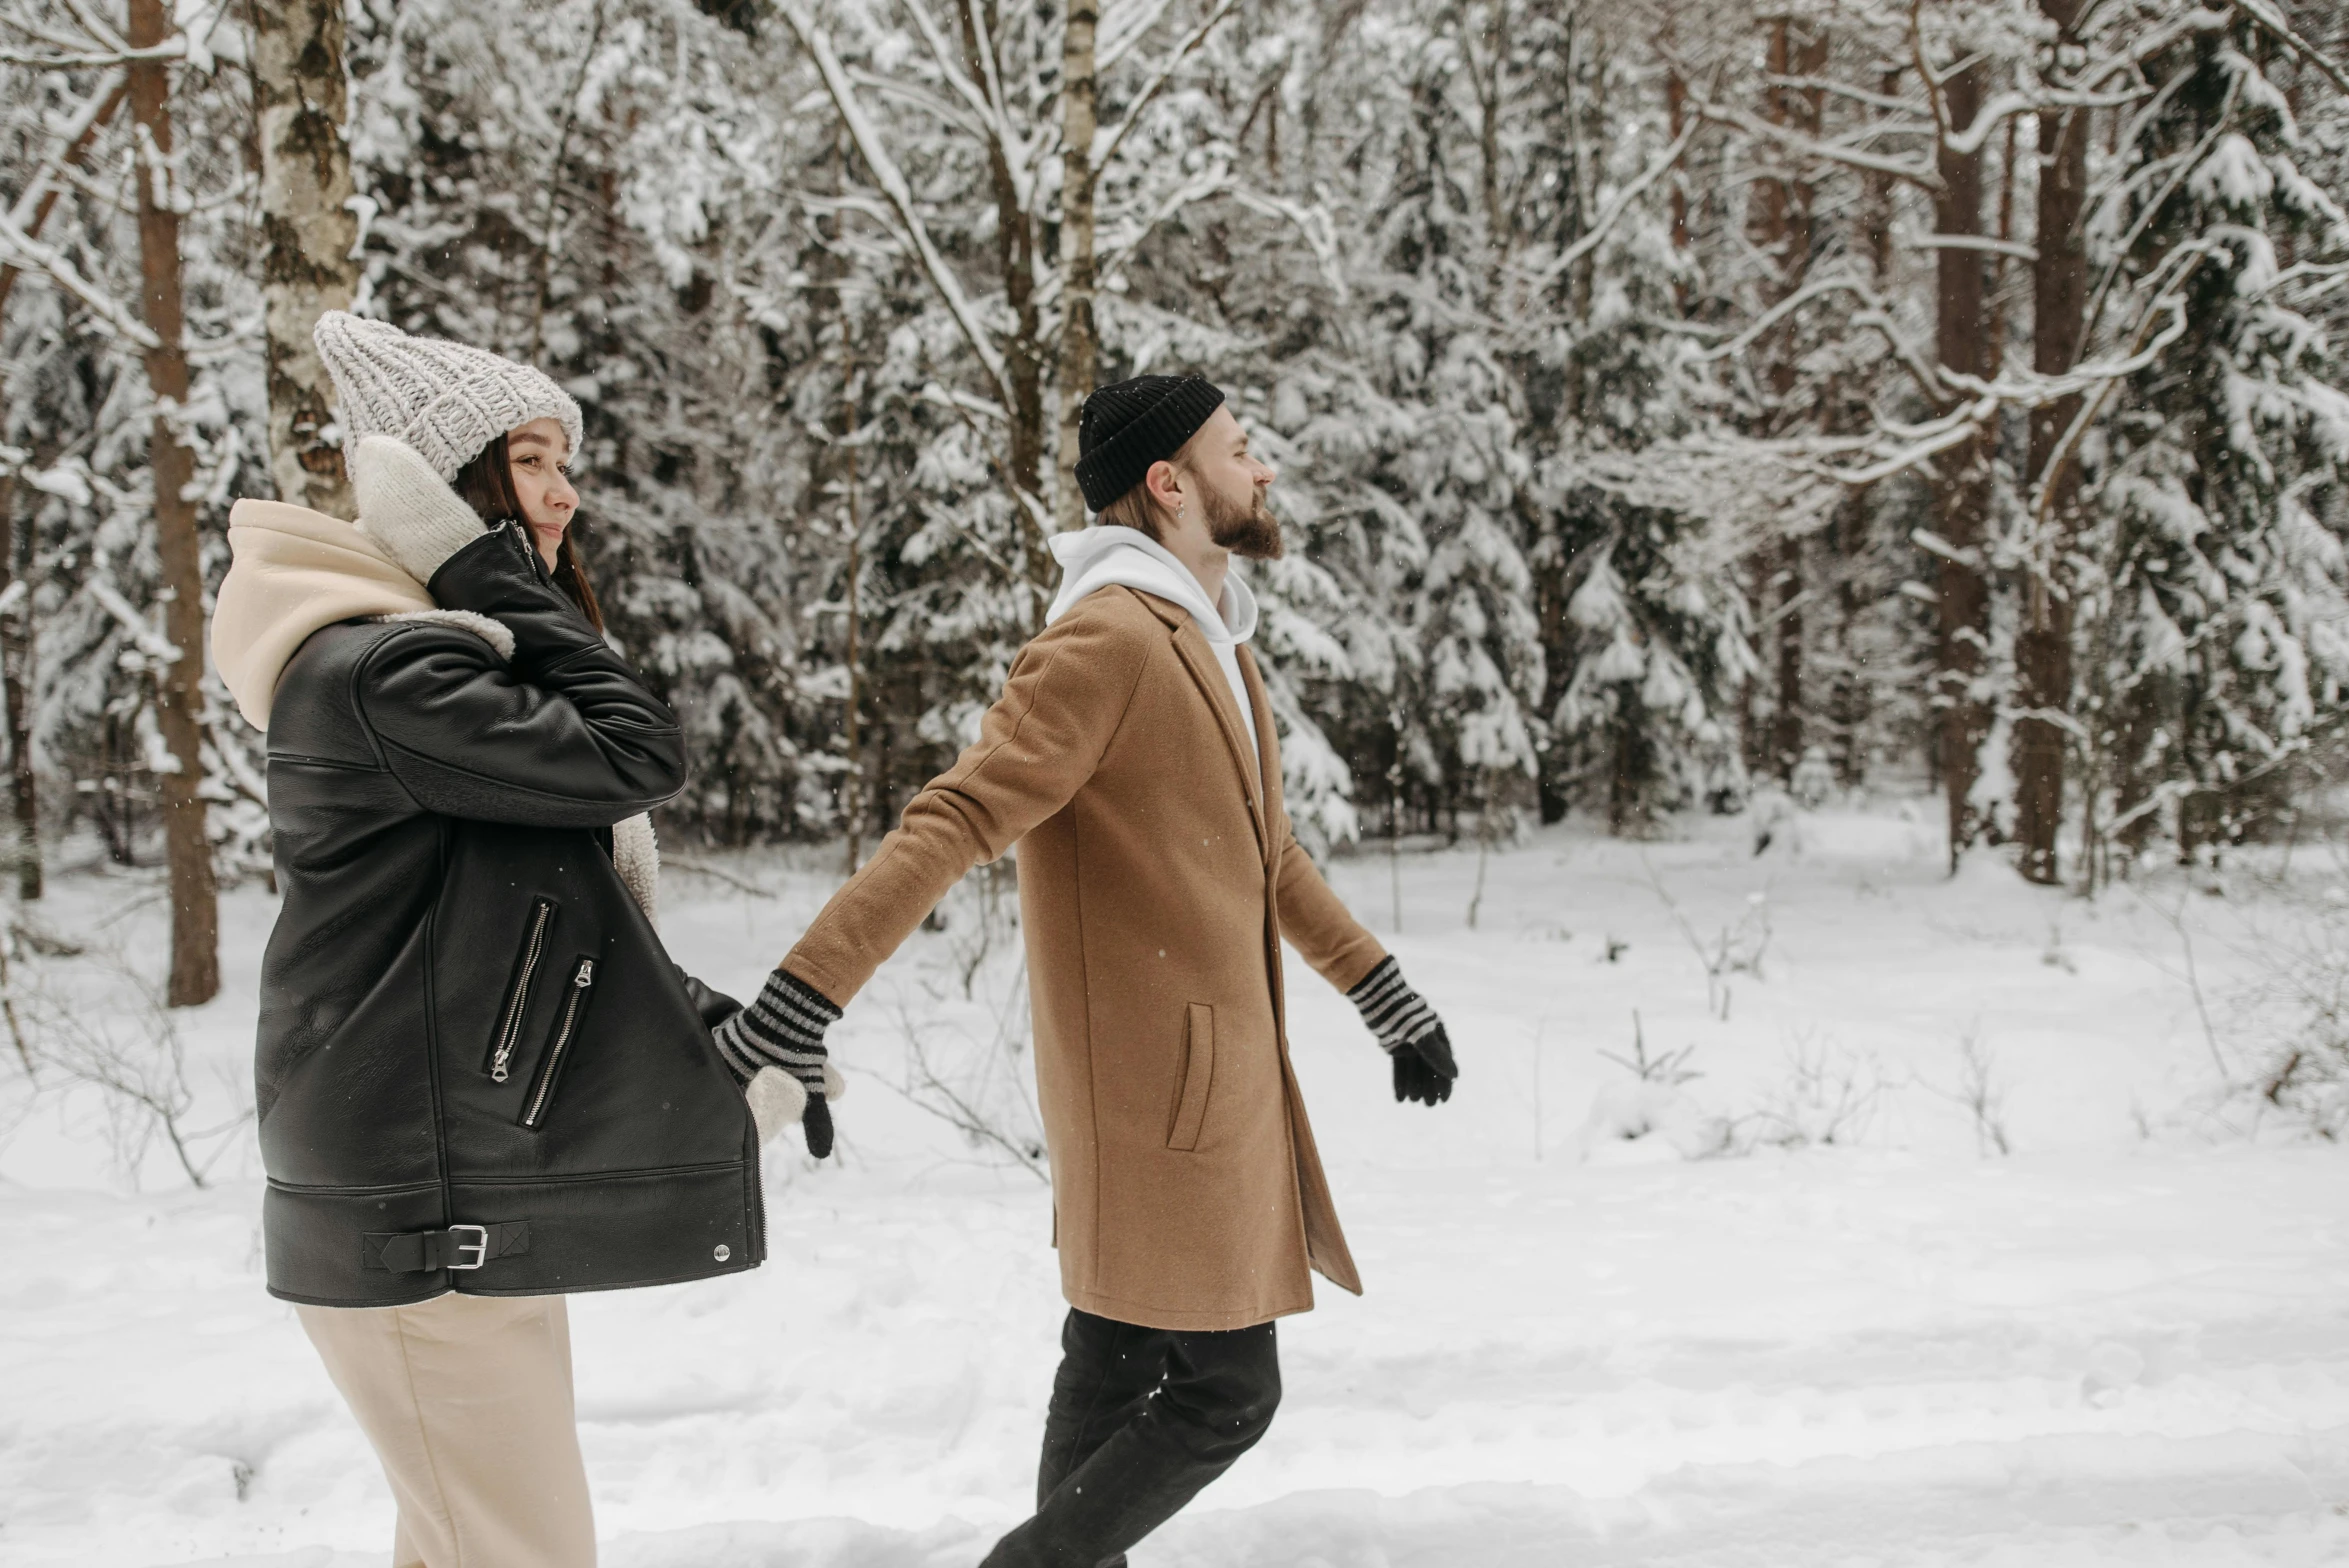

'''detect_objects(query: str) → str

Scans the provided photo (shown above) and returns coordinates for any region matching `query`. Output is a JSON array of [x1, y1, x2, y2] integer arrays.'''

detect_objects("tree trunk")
[[1932, 54, 1993, 874], [252, 0, 361, 518], [128, 0, 219, 1006], [1770, 21, 1824, 778], [841, 345, 865, 874], [1753, 18, 1824, 781], [1857, 66, 1902, 276], [1664, 62, 1689, 312], [2013, 0, 2092, 885], [1053, 0, 1100, 535], [0, 454, 35, 903], [955, 0, 1049, 601]]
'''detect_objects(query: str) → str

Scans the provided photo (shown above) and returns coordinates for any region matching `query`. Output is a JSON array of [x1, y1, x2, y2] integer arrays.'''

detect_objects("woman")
[[211, 313, 828, 1568]]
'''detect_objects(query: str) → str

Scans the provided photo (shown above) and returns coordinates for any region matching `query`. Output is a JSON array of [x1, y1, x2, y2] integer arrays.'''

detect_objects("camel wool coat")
[[785, 586, 1389, 1331]]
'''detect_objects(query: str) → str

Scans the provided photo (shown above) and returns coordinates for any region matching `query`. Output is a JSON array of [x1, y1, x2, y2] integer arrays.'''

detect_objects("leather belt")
[[363, 1221, 532, 1274]]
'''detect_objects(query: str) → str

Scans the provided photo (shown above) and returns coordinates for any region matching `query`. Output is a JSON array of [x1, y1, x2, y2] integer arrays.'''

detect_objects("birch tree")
[[251, 0, 359, 518]]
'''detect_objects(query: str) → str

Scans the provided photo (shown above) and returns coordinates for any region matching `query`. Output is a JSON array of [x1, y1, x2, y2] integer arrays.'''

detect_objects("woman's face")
[[505, 418, 578, 569]]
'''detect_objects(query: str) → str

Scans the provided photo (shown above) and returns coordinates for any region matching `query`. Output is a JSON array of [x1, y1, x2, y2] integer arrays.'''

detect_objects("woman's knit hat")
[[312, 311, 584, 481], [1073, 374, 1226, 511]]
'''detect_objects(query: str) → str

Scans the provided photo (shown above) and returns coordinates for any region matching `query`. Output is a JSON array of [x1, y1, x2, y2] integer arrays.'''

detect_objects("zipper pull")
[[573, 958, 595, 986], [491, 1060, 510, 1084]]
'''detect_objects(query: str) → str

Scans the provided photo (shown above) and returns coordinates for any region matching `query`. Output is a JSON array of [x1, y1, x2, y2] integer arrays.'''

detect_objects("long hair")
[[1095, 480, 1166, 543], [450, 432, 606, 633]]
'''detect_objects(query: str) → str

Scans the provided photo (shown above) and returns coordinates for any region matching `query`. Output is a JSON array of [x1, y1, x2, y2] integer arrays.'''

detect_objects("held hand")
[[1346, 956, 1460, 1109], [713, 969, 846, 1157]]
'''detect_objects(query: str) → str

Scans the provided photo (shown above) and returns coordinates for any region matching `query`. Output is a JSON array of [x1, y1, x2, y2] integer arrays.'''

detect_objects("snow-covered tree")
[[2073, 15, 2349, 864]]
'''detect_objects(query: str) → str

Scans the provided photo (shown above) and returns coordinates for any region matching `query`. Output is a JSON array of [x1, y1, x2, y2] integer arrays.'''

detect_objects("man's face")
[[1177, 406, 1283, 560]]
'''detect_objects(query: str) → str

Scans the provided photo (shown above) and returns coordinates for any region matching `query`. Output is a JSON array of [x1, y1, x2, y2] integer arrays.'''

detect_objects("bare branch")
[[0, 41, 183, 67], [1941, 84, 2147, 156], [893, 0, 997, 132], [0, 210, 161, 348], [2234, 0, 2349, 99], [1092, 0, 1241, 175], [1097, 0, 1178, 71], [773, 0, 1013, 407], [1905, 232, 2039, 260], [1685, 91, 1939, 190], [1524, 116, 1700, 286]]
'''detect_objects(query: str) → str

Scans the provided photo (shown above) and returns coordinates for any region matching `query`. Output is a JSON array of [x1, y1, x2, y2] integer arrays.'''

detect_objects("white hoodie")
[[1045, 525, 1261, 760]]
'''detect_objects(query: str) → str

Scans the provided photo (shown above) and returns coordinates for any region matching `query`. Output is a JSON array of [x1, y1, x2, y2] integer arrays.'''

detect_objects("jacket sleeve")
[[1273, 813, 1389, 994], [783, 602, 1153, 1008], [357, 524, 688, 827]]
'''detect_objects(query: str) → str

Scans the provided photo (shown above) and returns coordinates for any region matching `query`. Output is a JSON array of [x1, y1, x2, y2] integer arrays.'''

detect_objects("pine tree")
[[2077, 19, 2349, 865]]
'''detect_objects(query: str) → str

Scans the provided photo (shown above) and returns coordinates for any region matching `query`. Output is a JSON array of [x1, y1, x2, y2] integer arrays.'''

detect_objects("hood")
[[1044, 525, 1258, 646], [211, 499, 435, 730]]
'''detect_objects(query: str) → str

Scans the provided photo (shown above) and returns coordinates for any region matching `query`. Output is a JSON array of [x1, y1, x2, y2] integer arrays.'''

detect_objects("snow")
[[5, 804, 2349, 1566]]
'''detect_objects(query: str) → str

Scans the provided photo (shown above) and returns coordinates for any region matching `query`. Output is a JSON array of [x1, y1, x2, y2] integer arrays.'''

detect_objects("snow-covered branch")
[[1683, 90, 1939, 190], [773, 0, 1012, 406], [1524, 118, 1699, 287], [0, 210, 160, 348], [1090, 0, 1241, 175]]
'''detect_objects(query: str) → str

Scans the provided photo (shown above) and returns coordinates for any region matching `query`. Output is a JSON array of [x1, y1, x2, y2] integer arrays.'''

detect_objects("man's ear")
[[1143, 458, 1185, 514]]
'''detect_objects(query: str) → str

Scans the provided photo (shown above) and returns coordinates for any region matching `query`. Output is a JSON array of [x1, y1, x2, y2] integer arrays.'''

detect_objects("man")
[[716, 375, 1460, 1566]]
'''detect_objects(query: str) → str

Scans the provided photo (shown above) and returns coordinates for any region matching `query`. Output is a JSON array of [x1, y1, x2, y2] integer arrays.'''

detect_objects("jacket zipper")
[[521, 957, 597, 1128], [486, 899, 556, 1083]]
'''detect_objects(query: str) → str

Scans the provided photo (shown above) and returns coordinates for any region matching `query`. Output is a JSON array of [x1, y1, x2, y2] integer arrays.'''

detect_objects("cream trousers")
[[297, 1291, 597, 1568]]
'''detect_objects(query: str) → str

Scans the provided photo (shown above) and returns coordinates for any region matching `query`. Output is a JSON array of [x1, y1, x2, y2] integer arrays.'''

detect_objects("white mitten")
[[744, 1063, 846, 1145], [351, 434, 488, 586]]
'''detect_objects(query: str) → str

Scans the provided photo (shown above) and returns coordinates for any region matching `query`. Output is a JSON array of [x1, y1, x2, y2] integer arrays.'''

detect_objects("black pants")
[[979, 1307, 1282, 1568]]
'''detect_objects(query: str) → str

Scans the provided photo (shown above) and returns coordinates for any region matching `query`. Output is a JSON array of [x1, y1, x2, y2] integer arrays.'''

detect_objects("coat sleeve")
[[783, 601, 1153, 1008], [1272, 814, 1390, 995], [357, 524, 688, 827]]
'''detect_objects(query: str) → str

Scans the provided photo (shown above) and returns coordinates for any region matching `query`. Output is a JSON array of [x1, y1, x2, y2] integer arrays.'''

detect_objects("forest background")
[[2, 0, 2346, 1008]]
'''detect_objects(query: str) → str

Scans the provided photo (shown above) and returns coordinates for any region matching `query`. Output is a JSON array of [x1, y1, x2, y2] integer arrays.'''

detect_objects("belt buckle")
[[446, 1224, 490, 1271]]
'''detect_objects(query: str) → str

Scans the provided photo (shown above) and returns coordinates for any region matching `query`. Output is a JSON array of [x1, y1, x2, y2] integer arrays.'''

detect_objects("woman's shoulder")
[[273, 612, 510, 736]]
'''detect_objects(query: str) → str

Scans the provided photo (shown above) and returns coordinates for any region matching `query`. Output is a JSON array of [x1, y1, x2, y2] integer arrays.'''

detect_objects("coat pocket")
[[1167, 1003, 1215, 1151], [484, 897, 557, 1083], [519, 955, 598, 1129]]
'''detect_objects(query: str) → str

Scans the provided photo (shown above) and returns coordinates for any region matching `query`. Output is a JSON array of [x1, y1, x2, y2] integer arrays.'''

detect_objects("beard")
[[1201, 483, 1285, 561]]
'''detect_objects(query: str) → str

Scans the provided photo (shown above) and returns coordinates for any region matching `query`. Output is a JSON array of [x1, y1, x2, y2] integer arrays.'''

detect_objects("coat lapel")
[[1128, 590, 1270, 855], [1238, 646, 1283, 866]]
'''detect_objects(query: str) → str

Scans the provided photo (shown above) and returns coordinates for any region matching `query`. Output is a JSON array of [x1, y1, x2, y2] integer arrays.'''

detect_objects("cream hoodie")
[[210, 499, 438, 732], [1045, 525, 1262, 760]]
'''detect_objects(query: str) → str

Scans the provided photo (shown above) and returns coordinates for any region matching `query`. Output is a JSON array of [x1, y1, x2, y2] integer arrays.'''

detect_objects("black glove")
[[712, 969, 842, 1156], [1347, 955, 1458, 1107]]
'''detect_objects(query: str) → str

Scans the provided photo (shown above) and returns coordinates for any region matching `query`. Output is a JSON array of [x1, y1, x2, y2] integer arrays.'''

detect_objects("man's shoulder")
[[1037, 586, 1183, 648]]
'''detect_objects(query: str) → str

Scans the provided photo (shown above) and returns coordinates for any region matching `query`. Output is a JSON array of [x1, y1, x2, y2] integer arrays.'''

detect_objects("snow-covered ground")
[[5, 803, 2348, 1566]]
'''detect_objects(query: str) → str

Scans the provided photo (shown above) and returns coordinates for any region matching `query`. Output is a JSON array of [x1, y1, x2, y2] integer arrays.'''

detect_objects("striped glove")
[[712, 970, 846, 1157], [1348, 956, 1458, 1107]]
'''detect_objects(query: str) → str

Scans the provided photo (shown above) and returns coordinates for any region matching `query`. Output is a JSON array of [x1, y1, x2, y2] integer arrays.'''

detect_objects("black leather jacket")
[[256, 522, 762, 1306]]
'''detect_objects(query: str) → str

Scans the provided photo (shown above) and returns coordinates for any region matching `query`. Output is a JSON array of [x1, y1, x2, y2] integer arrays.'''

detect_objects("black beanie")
[[1073, 375, 1227, 512]]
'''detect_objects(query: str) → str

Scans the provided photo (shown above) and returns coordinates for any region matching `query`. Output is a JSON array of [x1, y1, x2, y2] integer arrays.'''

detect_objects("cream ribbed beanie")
[[313, 311, 584, 482]]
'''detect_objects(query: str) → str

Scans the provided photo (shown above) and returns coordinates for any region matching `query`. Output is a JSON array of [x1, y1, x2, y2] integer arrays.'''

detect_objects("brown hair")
[[1096, 477, 1168, 542], [451, 432, 605, 633]]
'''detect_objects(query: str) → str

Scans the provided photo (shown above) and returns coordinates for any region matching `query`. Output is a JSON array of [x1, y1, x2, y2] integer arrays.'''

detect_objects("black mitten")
[[1347, 956, 1459, 1107]]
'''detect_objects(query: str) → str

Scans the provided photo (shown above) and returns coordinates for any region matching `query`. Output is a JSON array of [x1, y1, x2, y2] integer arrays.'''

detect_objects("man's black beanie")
[[1073, 374, 1227, 512]]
